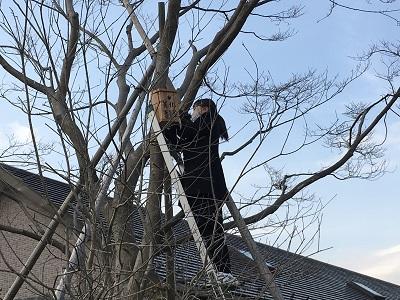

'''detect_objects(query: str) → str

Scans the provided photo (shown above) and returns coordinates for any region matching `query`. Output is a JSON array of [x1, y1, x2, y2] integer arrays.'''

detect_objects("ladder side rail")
[[150, 112, 211, 272], [150, 112, 227, 299]]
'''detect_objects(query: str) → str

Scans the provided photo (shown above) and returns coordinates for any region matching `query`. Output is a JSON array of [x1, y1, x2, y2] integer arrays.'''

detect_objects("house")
[[1, 163, 399, 299]]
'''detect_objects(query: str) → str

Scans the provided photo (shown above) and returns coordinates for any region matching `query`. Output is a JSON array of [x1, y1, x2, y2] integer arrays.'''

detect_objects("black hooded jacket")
[[166, 111, 228, 200]]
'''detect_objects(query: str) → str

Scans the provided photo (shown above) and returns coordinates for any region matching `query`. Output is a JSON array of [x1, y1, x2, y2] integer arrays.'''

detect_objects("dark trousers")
[[187, 194, 232, 273]]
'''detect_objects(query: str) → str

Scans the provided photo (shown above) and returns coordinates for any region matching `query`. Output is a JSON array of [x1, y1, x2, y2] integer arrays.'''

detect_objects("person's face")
[[193, 104, 208, 115], [191, 104, 209, 122]]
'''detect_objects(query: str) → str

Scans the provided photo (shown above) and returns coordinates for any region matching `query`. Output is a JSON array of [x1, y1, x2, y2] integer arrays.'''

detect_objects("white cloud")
[[361, 260, 400, 284], [323, 245, 400, 285], [377, 244, 400, 257], [360, 253, 400, 284], [7, 122, 32, 142], [0, 122, 36, 151], [356, 244, 400, 284]]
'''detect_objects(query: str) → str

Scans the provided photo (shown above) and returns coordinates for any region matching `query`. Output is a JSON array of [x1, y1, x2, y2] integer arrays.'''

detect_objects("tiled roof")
[[2, 163, 400, 299]]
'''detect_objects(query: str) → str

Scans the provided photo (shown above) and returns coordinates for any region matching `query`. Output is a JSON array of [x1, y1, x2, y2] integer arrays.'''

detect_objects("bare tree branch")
[[0, 223, 66, 253], [225, 89, 400, 228]]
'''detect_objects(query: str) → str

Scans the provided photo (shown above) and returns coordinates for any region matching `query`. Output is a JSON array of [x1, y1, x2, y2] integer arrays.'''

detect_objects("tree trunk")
[[127, 136, 163, 298]]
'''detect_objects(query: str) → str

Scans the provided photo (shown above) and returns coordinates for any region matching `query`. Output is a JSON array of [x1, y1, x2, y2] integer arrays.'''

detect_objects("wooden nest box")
[[150, 89, 180, 125]]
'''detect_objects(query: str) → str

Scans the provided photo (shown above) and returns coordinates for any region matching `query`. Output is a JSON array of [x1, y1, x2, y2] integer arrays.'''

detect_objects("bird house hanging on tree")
[[150, 88, 180, 124]]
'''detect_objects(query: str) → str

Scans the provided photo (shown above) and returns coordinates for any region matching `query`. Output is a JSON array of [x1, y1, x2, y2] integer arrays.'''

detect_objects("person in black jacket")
[[166, 98, 238, 286]]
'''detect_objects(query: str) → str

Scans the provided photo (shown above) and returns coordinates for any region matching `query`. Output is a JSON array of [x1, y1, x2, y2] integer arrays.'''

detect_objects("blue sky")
[[0, 0, 399, 285], [217, 0, 400, 285]]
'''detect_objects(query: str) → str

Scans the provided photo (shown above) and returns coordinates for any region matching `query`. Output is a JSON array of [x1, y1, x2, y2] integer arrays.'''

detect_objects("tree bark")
[[127, 138, 163, 298], [111, 141, 149, 295]]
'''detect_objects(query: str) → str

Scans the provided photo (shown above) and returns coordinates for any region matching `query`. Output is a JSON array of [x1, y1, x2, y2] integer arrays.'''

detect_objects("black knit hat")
[[193, 98, 216, 110]]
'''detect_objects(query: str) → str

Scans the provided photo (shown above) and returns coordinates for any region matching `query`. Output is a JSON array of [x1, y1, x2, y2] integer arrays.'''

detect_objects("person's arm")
[[163, 124, 179, 146], [162, 112, 197, 151], [178, 113, 212, 144], [177, 112, 197, 142]]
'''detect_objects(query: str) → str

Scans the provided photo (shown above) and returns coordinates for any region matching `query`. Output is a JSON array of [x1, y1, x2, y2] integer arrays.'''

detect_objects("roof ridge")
[[0, 163, 73, 188]]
